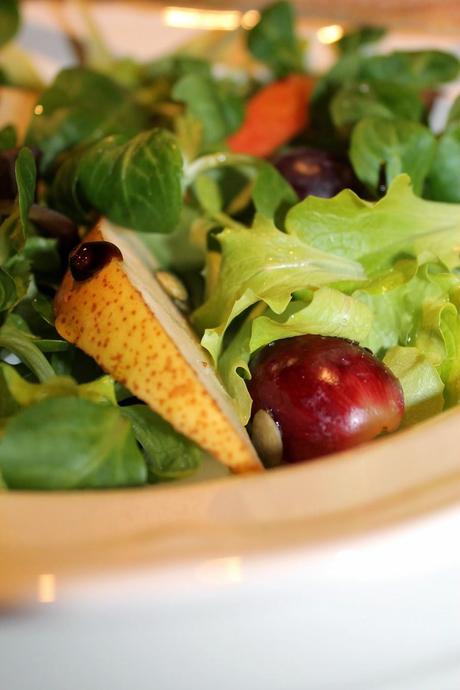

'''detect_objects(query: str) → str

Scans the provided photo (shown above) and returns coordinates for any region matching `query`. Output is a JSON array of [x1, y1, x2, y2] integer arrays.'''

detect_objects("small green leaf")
[[121, 405, 202, 482], [337, 26, 386, 54], [0, 320, 55, 382], [331, 82, 423, 131], [350, 117, 436, 195], [49, 145, 93, 223], [0, 365, 20, 420], [0, 266, 17, 311], [29, 288, 55, 325], [0, 397, 147, 490], [252, 162, 297, 222], [360, 50, 460, 90], [15, 148, 36, 240], [26, 68, 149, 171], [2, 365, 116, 406], [23, 236, 60, 273], [247, 0, 304, 77], [446, 95, 460, 130], [0, 125, 16, 150], [0, 0, 20, 49], [77, 129, 183, 233], [425, 126, 460, 203], [143, 54, 211, 82], [173, 74, 243, 148]]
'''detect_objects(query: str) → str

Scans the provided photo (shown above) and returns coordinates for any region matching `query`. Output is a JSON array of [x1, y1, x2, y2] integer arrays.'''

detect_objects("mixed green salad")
[[1, 0, 460, 489]]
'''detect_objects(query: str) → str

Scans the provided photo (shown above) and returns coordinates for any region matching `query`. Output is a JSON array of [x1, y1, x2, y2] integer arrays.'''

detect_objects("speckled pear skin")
[[54, 226, 262, 474]]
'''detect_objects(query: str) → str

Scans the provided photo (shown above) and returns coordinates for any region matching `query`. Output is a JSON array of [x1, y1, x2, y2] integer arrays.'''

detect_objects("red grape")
[[248, 335, 404, 463]]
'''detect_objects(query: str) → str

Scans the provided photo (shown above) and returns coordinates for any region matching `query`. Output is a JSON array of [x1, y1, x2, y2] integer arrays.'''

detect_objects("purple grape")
[[273, 147, 361, 199]]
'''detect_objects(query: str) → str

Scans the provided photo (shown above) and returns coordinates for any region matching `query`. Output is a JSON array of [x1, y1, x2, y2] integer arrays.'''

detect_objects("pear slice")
[[0, 87, 38, 142], [54, 219, 263, 474]]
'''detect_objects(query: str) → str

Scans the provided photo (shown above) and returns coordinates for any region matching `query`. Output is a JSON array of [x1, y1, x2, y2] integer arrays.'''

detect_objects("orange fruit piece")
[[227, 74, 315, 158]]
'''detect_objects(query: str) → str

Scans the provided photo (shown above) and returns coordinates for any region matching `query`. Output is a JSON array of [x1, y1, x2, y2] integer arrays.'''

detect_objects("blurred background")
[[141, 0, 460, 34]]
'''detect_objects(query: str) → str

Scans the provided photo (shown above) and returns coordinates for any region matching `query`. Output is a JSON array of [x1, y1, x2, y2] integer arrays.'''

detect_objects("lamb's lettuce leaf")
[[26, 68, 149, 171], [331, 82, 423, 131], [0, 397, 147, 490], [1, 365, 116, 407], [0, 125, 16, 150], [350, 117, 436, 195], [337, 26, 386, 54], [15, 147, 36, 240], [173, 74, 244, 149], [252, 162, 298, 222], [0, 319, 55, 382], [0, 0, 19, 49], [359, 50, 460, 89], [121, 405, 202, 482], [247, 0, 304, 77], [425, 125, 460, 203], [52, 129, 183, 233]]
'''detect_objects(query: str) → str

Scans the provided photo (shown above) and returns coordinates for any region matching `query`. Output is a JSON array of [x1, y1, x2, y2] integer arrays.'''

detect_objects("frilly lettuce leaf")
[[249, 287, 372, 352], [219, 288, 373, 424], [354, 261, 460, 403], [192, 215, 365, 361], [285, 174, 460, 274], [199, 174, 460, 426], [355, 261, 459, 352]]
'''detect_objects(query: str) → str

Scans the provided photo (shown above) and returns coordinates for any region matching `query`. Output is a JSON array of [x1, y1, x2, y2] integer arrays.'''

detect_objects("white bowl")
[[1, 4, 460, 690]]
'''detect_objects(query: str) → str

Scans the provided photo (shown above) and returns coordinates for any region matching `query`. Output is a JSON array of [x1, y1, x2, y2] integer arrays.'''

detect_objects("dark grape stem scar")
[[69, 241, 123, 282]]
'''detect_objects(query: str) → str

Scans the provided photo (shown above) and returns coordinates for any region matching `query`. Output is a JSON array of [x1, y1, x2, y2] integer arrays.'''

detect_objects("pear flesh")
[[55, 219, 263, 474]]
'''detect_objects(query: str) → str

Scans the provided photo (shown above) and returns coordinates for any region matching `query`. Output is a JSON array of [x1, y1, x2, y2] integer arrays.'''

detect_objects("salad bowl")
[[2, 3, 460, 690]]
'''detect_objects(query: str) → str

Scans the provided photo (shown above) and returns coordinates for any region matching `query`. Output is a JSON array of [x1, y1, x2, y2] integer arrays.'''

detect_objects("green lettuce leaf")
[[0, 0, 19, 49], [249, 287, 372, 350], [359, 50, 460, 89], [1, 365, 116, 407], [217, 306, 262, 425], [247, 0, 304, 77], [383, 346, 444, 426], [0, 125, 16, 150], [337, 26, 386, 54], [285, 174, 460, 274], [121, 404, 202, 482], [331, 82, 423, 131], [173, 74, 243, 149], [193, 215, 365, 361], [252, 162, 298, 222], [60, 129, 183, 234], [0, 397, 147, 490], [26, 68, 149, 171], [425, 124, 460, 203], [355, 261, 458, 352], [219, 288, 373, 424], [15, 147, 36, 240], [349, 117, 436, 195]]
